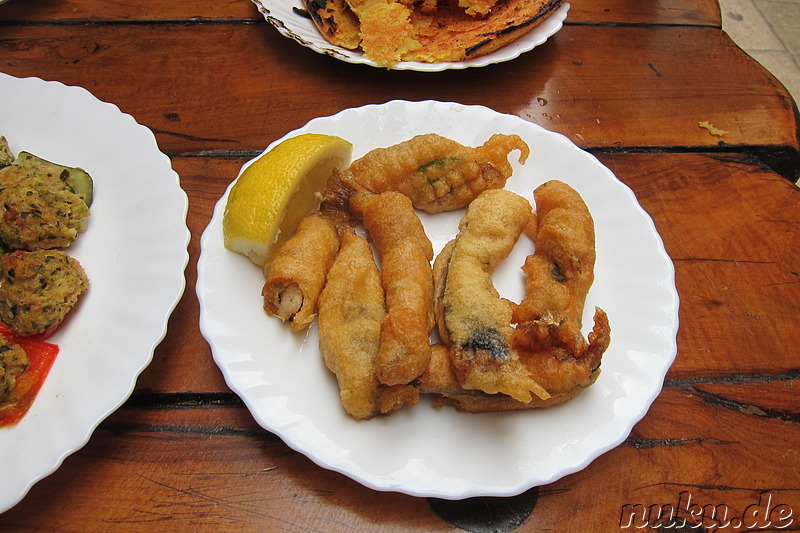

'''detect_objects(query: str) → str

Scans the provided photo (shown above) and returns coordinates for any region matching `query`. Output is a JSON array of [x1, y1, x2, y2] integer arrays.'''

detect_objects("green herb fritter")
[[0, 249, 89, 337]]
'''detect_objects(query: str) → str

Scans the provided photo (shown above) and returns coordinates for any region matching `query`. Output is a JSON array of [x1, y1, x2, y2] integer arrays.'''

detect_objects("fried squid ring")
[[361, 191, 435, 386], [262, 213, 340, 332], [333, 133, 529, 215], [433, 189, 549, 403], [317, 227, 418, 420]]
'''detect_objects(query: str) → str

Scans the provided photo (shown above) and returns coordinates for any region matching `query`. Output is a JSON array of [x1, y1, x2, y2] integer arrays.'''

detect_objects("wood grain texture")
[[1, 25, 796, 165], [0, 0, 722, 25], [0, 380, 796, 531], [596, 153, 800, 378], [568, 0, 722, 26]]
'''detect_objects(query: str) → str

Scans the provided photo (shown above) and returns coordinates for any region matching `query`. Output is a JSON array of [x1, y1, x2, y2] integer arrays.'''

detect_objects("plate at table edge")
[[197, 100, 679, 499], [0, 73, 190, 513], [252, 0, 570, 72]]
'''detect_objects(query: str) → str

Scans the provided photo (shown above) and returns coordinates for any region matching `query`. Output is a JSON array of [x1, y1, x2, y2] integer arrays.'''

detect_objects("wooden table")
[[2, 1, 799, 530]]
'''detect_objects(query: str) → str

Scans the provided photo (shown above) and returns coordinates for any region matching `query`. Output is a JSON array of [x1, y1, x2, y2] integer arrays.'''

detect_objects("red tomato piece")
[[0, 322, 59, 427]]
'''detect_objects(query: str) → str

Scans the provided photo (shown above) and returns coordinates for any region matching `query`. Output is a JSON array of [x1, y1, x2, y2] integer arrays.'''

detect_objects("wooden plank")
[[568, 0, 721, 26], [597, 153, 800, 378], [0, 382, 796, 530], [0, 0, 259, 20], [1, 25, 795, 157], [136, 158, 236, 393], [0, 0, 721, 25], [134, 157, 239, 393], [529, 381, 800, 531]]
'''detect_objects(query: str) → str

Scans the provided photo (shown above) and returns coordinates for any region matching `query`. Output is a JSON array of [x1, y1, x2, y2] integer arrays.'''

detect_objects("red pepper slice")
[[0, 322, 59, 427]]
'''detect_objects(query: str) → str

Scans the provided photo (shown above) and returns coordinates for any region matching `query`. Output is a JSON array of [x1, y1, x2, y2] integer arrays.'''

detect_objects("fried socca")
[[303, 0, 361, 50], [302, 0, 564, 65], [408, 0, 565, 62]]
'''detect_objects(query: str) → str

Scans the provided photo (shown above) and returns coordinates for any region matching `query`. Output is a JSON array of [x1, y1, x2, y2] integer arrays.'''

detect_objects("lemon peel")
[[223, 133, 352, 265]]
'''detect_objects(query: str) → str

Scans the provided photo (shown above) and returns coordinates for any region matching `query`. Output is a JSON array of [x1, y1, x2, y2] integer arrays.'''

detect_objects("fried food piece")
[[346, 0, 422, 67], [419, 340, 602, 412], [434, 189, 549, 402], [262, 213, 340, 333], [432, 237, 456, 345], [0, 136, 13, 167], [0, 337, 28, 403], [317, 227, 418, 420], [425, 182, 611, 413], [307, 0, 564, 65], [456, 0, 496, 17], [517, 307, 609, 393], [512, 180, 609, 357], [0, 249, 89, 337], [361, 192, 434, 386], [338, 133, 529, 215], [319, 168, 359, 224], [411, 0, 566, 62], [303, 0, 362, 49], [412, 0, 564, 63], [0, 156, 90, 250], [417, 0, 438, 14]]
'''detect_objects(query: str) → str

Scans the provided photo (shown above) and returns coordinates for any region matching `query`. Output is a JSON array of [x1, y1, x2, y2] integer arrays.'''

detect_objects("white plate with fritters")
[[197, 100, 679, 499], [252, 0, 569, 71], [0, 73, 190, 512]]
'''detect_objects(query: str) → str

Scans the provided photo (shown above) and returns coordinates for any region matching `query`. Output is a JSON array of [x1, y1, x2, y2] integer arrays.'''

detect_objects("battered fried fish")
[[317, 227, 418, 420], [434, 189, 549, 403], [418, 340, 602, 412], [424, 182, 610, 412], [361, 192, 434, 386], [512, 180, 609, 358], [337, 133, 529, 215], [262, 213, 340, 332]]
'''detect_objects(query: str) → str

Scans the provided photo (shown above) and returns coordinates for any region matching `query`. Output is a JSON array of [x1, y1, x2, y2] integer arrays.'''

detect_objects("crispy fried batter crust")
[[338, 133, 529, 214], [434, 189, 550, 403], [304, 0, 564, 65], [317, 227, 419, 420], [262, 213, 341, 332], [302, 0, 361, 50], [410, 0, 565, 62], [419, 343, 599, 412], [361, 192, 434, 386]]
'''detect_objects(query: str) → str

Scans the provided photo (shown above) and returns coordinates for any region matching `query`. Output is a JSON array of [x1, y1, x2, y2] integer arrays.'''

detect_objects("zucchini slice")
[[15, 152, 94, 207]]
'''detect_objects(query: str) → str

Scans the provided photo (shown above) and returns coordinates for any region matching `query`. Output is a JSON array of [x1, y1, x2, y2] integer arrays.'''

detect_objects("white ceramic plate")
[[252, 0, 569, 71], [197, 100, 679, 499], [0, 73, 190, 512]]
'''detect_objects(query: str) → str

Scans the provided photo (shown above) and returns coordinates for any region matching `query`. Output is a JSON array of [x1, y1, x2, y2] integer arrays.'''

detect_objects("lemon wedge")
[[223, 133, 353, 265]]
